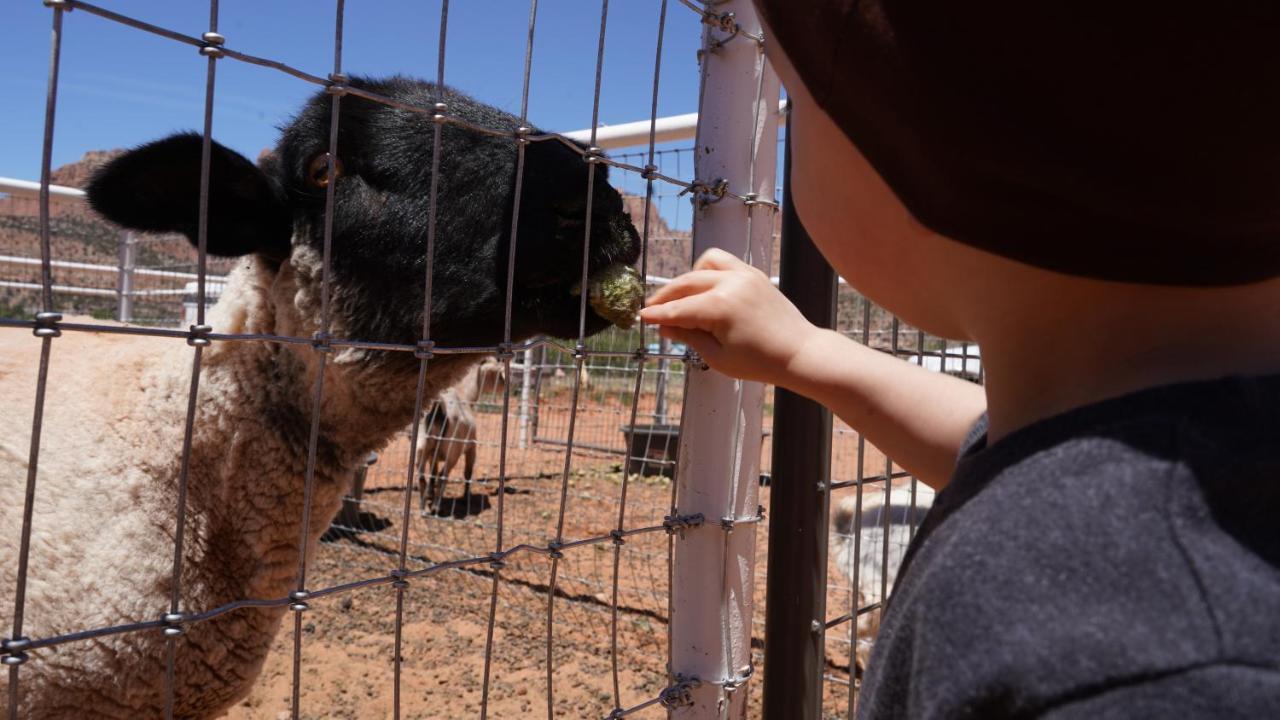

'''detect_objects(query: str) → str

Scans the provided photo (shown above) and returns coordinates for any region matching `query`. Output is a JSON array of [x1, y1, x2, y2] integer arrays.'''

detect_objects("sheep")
[[832, 484, 936, 674], [415, 387, 479, 515], [413, 357, 509, 514], [0, 75, 639, 719]]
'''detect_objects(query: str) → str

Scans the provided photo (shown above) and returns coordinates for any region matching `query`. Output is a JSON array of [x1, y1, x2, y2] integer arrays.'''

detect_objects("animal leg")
[[463, 441, 477, 507]]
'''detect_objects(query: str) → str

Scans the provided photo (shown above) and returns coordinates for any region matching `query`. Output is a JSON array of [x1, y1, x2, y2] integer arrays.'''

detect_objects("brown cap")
[[755, 1, 1280, 286]]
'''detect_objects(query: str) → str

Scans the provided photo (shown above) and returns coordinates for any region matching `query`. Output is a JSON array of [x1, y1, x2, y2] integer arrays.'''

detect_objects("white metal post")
[[670, 2, 780, 717], [117, 230, 135, 323], [518, 349, 533, 449]]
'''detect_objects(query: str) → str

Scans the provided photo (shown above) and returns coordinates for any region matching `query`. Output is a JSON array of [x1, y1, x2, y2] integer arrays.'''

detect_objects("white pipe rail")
[[0, 176, 86, 201], [670, 3, 780, 717], [0, 254, 224, 282], [562, 100, 786, 150]]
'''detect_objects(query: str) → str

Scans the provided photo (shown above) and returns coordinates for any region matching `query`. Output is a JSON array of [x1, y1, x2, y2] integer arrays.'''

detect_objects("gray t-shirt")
[[857, 375, 1280, 719]]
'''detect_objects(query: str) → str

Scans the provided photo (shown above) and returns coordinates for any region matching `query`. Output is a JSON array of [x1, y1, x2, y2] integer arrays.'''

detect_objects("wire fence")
[[0, 0, 788, 719], [0, 1, 995, 718]]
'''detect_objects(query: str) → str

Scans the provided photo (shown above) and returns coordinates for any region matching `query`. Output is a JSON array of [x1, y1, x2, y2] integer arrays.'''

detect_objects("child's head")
[[755, 1, 1280, 341]]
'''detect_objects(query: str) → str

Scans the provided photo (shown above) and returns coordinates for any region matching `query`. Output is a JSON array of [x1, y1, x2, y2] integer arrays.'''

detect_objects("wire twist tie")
[[33, 311, 62, 338], [658, 676, 699, 709], [720, 667, 752, 692], [663, 513, 704, 535]]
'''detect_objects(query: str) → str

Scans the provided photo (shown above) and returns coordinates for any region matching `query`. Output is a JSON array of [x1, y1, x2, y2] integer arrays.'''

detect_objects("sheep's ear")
[[87, 132, 292, 259]]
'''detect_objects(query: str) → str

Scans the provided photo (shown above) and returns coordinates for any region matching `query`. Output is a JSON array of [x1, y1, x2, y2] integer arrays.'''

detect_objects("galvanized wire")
[[609, 6, 669, 710], [545, 4, 612, 715], [160, 2, 221, 716], [54, 0, 773, 212], [480, 0, 536, 714], [845, 296, 872, 720], [1, 2, 785, 717], [5, 4, 64, 717], [287, 3, 346, 718]]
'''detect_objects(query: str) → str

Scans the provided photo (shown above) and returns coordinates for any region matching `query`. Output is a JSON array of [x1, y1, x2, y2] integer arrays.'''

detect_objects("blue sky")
[[3, 0, 710, 214]]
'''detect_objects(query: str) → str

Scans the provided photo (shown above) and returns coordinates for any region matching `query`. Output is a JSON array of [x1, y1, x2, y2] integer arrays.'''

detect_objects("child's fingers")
[[639, 293, 725, 330], [658, 326, 723, 366], [646, 270, 724, 306], [693, 248, 749, 272]]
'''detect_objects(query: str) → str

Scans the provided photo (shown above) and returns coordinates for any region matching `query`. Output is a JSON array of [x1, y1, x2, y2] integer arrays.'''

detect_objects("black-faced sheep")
[[0, 76, 639, 719], [832, 484, 935, 673]]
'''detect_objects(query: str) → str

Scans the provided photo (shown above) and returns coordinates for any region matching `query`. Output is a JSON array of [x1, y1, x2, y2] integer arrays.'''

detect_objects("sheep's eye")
[[307, 153, 343, 188]]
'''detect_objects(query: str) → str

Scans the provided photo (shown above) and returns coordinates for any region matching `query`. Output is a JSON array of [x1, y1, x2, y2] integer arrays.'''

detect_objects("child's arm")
[[640, 249, 985, 489]]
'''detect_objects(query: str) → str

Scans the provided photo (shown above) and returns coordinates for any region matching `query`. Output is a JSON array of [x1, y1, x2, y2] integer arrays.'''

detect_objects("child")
[[641, 2, 1280, 717]]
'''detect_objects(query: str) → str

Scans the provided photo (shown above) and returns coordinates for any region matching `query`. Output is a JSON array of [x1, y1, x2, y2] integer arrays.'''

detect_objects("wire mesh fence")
[[0, 1, 997, 718], [0, 0, 786, 719]]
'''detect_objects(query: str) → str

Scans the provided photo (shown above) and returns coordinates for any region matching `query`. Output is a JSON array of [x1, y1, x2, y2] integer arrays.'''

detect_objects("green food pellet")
[[584, 263, 644, 329]]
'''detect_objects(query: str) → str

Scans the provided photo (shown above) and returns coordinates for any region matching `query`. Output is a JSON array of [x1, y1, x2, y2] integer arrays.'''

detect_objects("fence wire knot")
[[390, 568, 409, 590], [547, 541, 565, 560], [488, 552, 507, 570], [681, 177, 729, 209], [289, 590, 310, 612], [310, 332, 333, 354], [684, 348, 709, 371], [663, 513, 704, 535], [42, 0, 70, 9], [326, 73, 349, 96], [187, 324, 212, 347], [718, 665, 753, 693], [2, 637, 31, 666], [33, 311, 62, 338], [432, 102, 449, 125], [609, 529, 626, 546], [199, 31, 225, 58], [658, 676, 700, 709], [494, 342, 516, 362], [414, 339, 435, 360], [162, 612, 185, 637]]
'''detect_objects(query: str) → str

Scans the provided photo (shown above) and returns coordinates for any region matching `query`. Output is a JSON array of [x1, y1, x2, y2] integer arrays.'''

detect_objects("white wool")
[[0, 252, 476, 719], [831, 484, 936, 673]]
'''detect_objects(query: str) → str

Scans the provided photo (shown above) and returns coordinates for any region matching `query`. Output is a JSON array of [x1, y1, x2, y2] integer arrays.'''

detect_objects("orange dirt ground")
[[217, 394, 899, 720]]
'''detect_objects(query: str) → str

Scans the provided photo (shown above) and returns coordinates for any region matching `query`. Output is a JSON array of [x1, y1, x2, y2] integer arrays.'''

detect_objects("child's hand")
[[639, 249, 819, 385]]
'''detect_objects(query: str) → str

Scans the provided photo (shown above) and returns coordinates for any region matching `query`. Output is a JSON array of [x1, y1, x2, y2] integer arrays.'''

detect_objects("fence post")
[[116, 230, 134, 323], [518, 348, 533, 449], [653, 336, 670, 425], [761, 114, 838, 719], [670, 2, 780, 716]]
